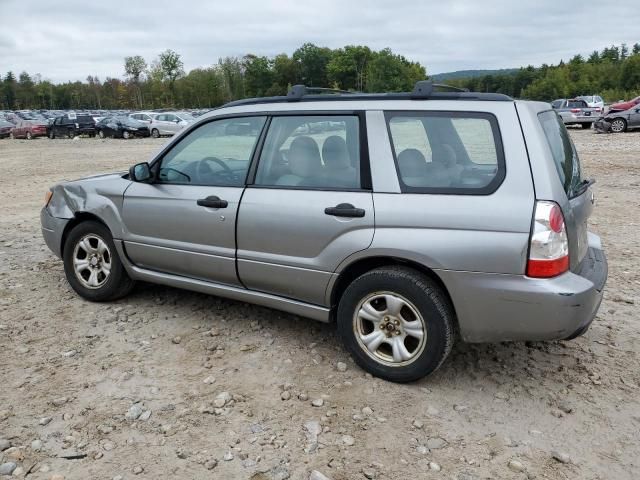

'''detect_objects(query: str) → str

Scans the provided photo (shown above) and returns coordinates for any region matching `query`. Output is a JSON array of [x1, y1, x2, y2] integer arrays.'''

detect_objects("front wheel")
[[337, 267, 454, 382], [63, 221, 134, 301], [26, 131, 33, 140], [98, 130, 105, 139], [151, 128, 160, 138], [122, 131, 130, 139], [610, 118, 627, 133]]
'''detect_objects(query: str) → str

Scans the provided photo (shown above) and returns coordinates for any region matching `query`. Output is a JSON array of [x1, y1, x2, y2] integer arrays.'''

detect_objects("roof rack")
[[223, 80, 512, 108], [287, 85, 355, 100]]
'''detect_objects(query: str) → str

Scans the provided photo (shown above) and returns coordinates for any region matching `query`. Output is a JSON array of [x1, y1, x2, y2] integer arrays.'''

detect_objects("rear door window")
[[385, 112, 505, 194], [538, 110, 583, 197]]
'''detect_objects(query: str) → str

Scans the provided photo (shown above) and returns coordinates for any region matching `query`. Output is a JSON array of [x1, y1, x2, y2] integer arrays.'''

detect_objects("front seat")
[[322, 136, 357, 187], [397, 148, 428, 187], [276, 136, 322, 186]]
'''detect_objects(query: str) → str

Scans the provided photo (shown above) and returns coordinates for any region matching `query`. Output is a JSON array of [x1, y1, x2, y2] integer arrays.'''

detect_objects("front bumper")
[[40, 207, 70, 259], [437, 234, 607, 343]]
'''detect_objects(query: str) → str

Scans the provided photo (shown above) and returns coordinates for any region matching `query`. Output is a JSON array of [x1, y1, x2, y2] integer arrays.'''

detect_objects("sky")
[[0, 0, 638, 83]]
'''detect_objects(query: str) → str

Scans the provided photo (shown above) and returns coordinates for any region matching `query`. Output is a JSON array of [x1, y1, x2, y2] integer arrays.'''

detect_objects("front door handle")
[[197, 196, 228, 209], [324, 203, 365, 218]]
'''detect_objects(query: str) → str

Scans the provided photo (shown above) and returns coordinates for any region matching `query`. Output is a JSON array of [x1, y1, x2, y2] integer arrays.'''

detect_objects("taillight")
[[570, 108, 581, 113], [527, 201, 569, 278]]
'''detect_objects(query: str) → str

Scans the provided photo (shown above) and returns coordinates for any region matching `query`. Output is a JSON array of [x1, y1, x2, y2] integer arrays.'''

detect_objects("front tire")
[[26, 131, 33, 140], [63, 221, 134, 302], [122, 131, 130, 139], [151, 128, 160, 138], [98, 130, 105, 139], [610, 118, 627, 133], [337, 267, 454, 382]]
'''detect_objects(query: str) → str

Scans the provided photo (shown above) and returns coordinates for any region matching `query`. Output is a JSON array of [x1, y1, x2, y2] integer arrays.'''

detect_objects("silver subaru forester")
[[41, 82, 607, 382]]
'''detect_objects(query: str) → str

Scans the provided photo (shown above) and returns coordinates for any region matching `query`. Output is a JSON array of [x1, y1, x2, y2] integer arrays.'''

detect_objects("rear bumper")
[[437, 234, 607, 343], [40, 207, 69, 259]]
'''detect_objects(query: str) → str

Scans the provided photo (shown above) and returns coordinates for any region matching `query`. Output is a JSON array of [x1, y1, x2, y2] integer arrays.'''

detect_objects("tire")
[[581, 123, 592, 129], [9, 132, 14, 140], [98, 130, 105, 139], [151, 128, 160, 138], [122, 131, 130, 139], [63, 221, 134, 302], [49, 130, 55, 139], [26, 131, 33, 140], [610, 118, 627, 133], [337, 266, 454, 382], [68, 129, 75, 139]]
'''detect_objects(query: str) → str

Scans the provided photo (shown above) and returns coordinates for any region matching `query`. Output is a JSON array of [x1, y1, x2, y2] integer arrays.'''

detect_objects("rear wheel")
[[151, 128, 160, 138], [63, 221, 134, 302], [98, 130, 105, 139], [68, 129, 75, 139], [337, 266, 454, 382], [26, 131, 33, 140], [610, 118, 627, 133], [122, 131, 130, 139]]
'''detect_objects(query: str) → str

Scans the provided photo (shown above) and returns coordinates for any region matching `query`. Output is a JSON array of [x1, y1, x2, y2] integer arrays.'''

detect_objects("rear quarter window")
[[385, 111, 505, 194], [538, 110, 582, 197]]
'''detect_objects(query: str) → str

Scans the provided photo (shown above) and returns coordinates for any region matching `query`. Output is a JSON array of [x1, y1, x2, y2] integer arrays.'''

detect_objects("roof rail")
[[287, 84, 355, 100], [411, 80, 469, 98]]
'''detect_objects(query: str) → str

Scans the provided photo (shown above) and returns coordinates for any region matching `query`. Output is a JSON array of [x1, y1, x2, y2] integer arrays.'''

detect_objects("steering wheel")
[[196, 157, 232, 178]]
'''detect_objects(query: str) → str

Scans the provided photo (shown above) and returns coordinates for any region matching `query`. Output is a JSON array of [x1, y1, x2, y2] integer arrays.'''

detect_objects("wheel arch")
[[329, 256, 458, 326], [60, 212, 111, 255]]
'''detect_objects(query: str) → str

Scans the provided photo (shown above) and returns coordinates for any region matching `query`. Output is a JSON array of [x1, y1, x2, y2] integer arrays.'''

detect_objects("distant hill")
[[430, 68, 519, 82]]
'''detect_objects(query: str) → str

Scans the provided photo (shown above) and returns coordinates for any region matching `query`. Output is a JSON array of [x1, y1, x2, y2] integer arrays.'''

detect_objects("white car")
[[148, 111, 196, 137], [577, 95, 605, 114], [129, 112, 156, 127]]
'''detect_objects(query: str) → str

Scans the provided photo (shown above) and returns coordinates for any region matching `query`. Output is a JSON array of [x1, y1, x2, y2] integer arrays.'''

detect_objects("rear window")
[[538, 110, 582, 197], [567, 100, 587, 108], [385, 111, 504, 194]]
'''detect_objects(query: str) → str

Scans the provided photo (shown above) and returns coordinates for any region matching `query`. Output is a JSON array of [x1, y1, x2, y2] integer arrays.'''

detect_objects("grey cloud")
[[0, 0, 638, 82]]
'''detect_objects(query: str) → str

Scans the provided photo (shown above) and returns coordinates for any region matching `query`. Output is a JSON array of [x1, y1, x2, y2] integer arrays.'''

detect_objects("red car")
[[10, 120, 48, 139], [608, 95, 640, 113]]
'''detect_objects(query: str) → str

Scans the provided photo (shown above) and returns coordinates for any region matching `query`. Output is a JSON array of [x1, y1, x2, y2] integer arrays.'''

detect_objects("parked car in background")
[[0, 119, 13, 138], [598, 104, 640, 133], [551, 98, 598, 128], [49, 113, 96, 138], [577, 95, 604, 114], [608, 95, 640, 113], [95, 116, 150, 139], [149, 111, 195, 137], [41, 81, 607, 382], [10, 120, 48, 139], [129, 112, 155, 130]]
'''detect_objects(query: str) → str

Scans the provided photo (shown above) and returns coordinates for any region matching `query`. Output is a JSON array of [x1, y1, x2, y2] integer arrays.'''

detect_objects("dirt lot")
[[0, 130, 639, 480]]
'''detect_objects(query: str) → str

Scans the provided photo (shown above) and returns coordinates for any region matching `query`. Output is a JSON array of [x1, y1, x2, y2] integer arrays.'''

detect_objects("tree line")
[[450, 43, 640, 102], [2, 42, 639, 110], [0, 44, 425, 110]]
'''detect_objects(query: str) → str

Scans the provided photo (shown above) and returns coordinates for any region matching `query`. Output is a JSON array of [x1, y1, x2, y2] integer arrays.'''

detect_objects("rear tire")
[[98, 130, 105, 139], [122, 131, 130, 139], [151, 128, 160, 138], [68, 129, 75, 139], [26, 131, 33, 140], [337, 266, 454, 382], [63, 221, 135, 302], [610, 118, 627, 133]]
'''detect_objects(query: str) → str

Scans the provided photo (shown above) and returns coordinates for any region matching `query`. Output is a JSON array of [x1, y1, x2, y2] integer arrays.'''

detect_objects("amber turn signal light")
[[44, 190, 53, 207]]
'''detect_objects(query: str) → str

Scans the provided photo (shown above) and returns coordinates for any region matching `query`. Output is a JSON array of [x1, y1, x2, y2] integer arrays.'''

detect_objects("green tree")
[[242, 55, 274, 97], [327, 45, 372, 91], [158, 49, 184, 103], [292, 43, 333, 86]]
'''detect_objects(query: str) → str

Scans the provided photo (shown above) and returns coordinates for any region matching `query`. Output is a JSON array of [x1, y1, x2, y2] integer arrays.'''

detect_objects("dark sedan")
[[96, 116, 150, 139], [49, 114, 96, 138], [0, 119, 13, 138]]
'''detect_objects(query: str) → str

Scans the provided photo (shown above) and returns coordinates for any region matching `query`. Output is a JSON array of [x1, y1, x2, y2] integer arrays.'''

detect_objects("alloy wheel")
[[353, 291, 427, 366], [72, 234, 112, 289], [610, 119, 626, 133]]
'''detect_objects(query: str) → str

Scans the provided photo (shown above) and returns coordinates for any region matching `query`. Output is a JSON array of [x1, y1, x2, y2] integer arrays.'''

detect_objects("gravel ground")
[[0, 130, 639, 480]]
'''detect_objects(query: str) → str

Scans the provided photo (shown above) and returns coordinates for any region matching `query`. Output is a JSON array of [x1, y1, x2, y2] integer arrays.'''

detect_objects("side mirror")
[[175, 119, 181, 123], [129, 162, 152, 182]]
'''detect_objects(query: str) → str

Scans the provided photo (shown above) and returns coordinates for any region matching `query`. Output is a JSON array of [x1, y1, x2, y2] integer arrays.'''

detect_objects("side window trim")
[[246, 111, 372, 192], [150, 114, 268, 187], [384, 110, 506, 195]]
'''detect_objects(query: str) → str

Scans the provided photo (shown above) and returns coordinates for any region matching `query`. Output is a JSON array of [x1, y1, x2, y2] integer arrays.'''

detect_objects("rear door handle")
[[197, 196, 228, 209], [324, 203, 365, 218]]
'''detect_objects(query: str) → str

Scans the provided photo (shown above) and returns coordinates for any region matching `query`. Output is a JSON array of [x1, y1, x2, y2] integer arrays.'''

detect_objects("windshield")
[[538, 110, 583, 198], [176, 112, 195, 122]]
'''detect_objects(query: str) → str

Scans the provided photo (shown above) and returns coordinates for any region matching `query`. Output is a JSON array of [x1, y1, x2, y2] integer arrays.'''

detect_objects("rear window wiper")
[[573, 178, 595, 197]]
